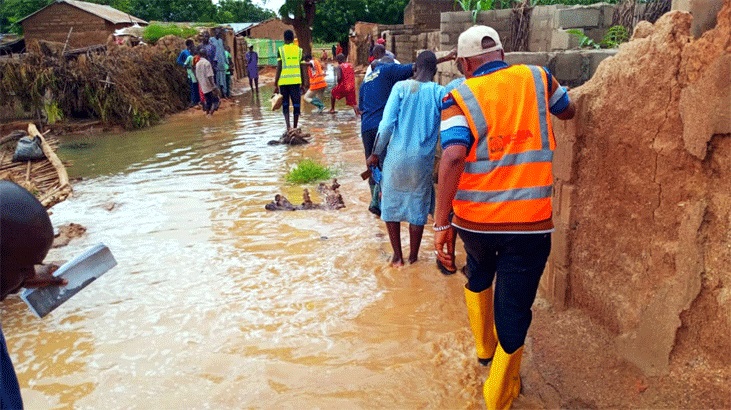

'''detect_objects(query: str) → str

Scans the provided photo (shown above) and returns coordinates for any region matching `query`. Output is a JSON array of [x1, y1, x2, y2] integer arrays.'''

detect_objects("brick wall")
[[404, 0, 456, 31], [436, 49, 617, 91], [248, 19, 295, 40], [440, 4, 618, 53], [22, 3, 115, 49]]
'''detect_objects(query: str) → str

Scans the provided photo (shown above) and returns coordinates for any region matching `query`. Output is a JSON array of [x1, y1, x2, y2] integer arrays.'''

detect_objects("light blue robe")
[[373, 80, 446, 225]]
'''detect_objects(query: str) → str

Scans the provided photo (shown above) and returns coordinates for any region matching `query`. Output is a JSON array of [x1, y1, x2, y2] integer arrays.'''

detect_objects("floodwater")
[[1, 88, 485, 409]]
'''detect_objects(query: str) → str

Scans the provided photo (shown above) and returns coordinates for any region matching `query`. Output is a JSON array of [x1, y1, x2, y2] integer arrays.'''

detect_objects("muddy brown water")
[[1, 90, 487, 409]]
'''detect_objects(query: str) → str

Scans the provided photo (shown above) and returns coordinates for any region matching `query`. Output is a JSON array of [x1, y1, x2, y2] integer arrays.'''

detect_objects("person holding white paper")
[[1, 180, 67, 408]]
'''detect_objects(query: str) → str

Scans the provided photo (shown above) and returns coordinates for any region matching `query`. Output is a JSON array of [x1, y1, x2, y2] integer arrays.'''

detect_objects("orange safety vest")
[[308, 59, 327, 90], [449, 64, 556, 225]]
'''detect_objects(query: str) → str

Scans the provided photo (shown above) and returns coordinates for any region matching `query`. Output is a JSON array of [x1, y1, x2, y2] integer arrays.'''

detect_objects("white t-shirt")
[[365, 57, 401, 77], [195, 58, 216, 94]]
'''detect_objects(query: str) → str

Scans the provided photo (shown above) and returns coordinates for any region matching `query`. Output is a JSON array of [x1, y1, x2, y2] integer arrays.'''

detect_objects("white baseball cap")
[[457, 26, 503, 58]]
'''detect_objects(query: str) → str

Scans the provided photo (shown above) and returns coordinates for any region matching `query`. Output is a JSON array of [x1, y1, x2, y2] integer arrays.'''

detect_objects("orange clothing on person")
[[448, 64, 557, 230], [308, 59, 327, 91]]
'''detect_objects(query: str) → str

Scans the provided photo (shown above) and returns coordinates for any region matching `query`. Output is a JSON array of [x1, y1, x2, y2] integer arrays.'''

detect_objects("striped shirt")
[[440, 61, 570, 152]]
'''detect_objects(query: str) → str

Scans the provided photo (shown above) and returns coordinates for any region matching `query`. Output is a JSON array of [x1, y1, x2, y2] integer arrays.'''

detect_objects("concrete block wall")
[[529, 5, 560, 52], [436, 49, 618, 91], [404, 0, 456, 31], [439, 3, 618, 53]]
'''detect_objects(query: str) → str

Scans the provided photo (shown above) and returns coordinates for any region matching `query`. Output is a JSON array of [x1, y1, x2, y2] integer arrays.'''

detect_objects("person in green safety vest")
[[273, 30, 308, 130]]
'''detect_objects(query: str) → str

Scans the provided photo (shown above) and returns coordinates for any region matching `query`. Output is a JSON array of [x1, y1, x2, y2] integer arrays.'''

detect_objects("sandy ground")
[[515, 301, 730, 409]]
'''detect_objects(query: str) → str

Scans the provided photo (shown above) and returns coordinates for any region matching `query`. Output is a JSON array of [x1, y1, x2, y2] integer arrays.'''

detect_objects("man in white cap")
[[434, 26, 575, 409]]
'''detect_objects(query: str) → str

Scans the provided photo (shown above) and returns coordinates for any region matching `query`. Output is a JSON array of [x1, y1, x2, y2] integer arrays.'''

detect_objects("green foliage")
[[215, 0, 275, 23], [0, 0, 274, 33], [567, 25, 629, 50], [285, 159, 334, 184], [455, 0, 494, 22], [566, 29, 600, 49], [0, 0, 50, 34], [142, 23, 198, 43], [44, 102, 63, 124], [312, 0, 409, 43], [600, 25, 629, 48]]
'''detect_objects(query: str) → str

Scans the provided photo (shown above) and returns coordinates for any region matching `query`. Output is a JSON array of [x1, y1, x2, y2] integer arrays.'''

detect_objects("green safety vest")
[[278, 43, 302, 86]]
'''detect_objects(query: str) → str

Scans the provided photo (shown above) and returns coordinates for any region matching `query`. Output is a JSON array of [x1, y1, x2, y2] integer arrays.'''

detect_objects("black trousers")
[[280, 84, 301, 116], [457, 229, 551, 354]]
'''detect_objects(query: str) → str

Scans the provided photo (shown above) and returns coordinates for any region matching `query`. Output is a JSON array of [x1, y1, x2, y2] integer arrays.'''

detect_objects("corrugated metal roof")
[[228, 22, 258, 35], [18, 0, 147, 25]]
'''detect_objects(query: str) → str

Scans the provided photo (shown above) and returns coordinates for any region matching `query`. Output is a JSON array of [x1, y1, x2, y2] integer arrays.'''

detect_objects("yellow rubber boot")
[[464, 286, 497, 365], [483, 343, 524, 410]]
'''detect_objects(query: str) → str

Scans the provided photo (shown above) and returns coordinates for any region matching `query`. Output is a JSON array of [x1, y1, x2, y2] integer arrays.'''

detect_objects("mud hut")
[[19, 0, 147, 50]]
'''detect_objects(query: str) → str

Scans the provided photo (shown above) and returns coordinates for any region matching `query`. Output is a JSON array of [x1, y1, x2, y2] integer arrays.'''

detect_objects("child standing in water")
[[366, 51, 446, 266]]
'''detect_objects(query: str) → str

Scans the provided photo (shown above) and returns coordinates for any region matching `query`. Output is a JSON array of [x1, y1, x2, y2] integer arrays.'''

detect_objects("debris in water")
[[267, 128, 311, 145], [52, 223, 87, 248], [265, 179, 345, 211]]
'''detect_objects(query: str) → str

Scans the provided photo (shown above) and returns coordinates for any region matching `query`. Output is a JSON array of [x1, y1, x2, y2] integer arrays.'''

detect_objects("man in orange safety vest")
[[434, 26, 576, 409]]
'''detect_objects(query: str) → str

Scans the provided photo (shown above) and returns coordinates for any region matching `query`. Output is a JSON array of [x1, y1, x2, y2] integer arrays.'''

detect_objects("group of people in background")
[[273, 31, 360, 129], [176, 28, 234, 117]]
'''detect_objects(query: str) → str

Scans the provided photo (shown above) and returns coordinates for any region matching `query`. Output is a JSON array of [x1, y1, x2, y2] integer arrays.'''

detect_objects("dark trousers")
[[1, 326, 23, 409], [456, 229, 551, 354], [203, 91, 219, 113], [189, 79, 200, 105], [280, 84, 301, 116]]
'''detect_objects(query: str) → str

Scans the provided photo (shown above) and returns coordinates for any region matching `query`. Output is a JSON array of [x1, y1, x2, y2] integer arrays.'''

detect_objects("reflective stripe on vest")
[[450, 64, 556, 224], [309, 60, 327, 90], [278, 44, 302, 85]]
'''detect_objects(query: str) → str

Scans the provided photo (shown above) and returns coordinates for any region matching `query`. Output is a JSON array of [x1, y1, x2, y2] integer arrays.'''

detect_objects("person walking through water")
[[246, 45, 259, 93], [366, 51, 445, 266], [195, 48, 220, 118], [434, 26, 575, 409], [359, 45, 456, 216], [329, 54, 360, 116], [274, 30, 307, 130], [303, 54, 327, 113]]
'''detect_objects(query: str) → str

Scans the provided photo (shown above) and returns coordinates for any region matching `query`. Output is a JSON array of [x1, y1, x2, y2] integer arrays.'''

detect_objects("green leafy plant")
[[44, 102, 63, 124], [566, 29, 600, 49], [601, 25, 630, 48], [285, 159, 334, 184], [142, 23, 198, 44], [455, 0, 495, 23]]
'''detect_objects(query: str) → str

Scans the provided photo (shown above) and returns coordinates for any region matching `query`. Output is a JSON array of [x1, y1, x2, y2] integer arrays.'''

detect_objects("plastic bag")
[[12, 136, 45, 162], [270, 93, 283, 111]]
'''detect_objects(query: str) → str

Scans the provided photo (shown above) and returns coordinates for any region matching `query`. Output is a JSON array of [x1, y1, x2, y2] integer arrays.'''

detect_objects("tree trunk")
[[295, 25, 313, 57], [280, 0, 317, 57]]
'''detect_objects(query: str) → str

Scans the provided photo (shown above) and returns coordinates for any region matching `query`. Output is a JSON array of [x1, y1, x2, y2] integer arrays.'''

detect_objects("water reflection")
[[1, 88, 483, 408]]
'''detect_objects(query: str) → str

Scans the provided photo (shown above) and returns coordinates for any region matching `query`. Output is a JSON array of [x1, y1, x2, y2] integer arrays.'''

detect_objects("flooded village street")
[[1, 89, 484, 408]]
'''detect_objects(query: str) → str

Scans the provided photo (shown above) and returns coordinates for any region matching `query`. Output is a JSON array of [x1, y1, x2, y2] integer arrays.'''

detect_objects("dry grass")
[[0, 42, 189, 129]]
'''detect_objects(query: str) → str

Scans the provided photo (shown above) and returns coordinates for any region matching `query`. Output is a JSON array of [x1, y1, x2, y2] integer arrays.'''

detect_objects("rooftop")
[[19, 0, 147, 25]]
